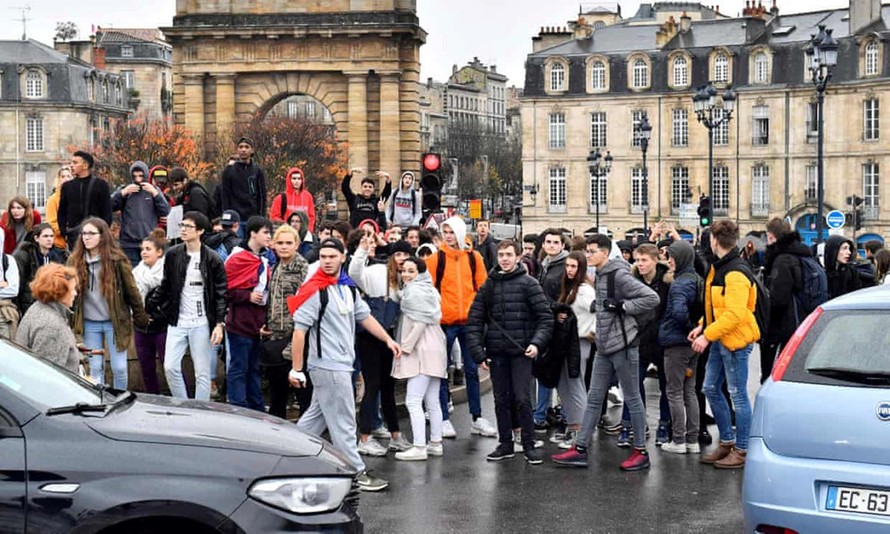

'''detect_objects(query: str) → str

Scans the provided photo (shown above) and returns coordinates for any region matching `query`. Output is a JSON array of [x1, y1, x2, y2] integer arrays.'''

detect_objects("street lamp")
[[636, 113, 653, 237], [692, 81, 736, 213], [806, 24, 838, 245], [587, 147, 613, 231]]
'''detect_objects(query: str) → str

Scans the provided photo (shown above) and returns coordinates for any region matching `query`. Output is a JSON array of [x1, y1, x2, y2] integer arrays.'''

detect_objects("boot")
[[701, 441, 735, 464], [714, 448, 747, 469]]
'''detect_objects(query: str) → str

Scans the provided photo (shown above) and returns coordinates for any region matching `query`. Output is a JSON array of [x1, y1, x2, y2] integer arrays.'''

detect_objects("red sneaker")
[[551, 446, 588, 467], [620, 449, 650, 471]]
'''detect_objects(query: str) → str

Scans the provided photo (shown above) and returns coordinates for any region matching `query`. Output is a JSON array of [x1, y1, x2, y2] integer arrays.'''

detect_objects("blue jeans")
[[534, 383, 552, 425], [84, 320, 129, 390], [164, 324, 213, 400], [227, 332, 264, 411], [439, 324, 481, 421], [702, 341, 753, 451]]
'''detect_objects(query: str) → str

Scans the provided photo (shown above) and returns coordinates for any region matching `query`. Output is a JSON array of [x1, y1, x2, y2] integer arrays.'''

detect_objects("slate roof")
[[98, 28, 167, 45], [0, 39, 73, 64]]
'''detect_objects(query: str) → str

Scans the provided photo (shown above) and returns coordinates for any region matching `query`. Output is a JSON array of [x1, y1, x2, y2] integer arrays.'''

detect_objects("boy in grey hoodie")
[[385, 171, 422, 227], [111, 161, 171, 265]]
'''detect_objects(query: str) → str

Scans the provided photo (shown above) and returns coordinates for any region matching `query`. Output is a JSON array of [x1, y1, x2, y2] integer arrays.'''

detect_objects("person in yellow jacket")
[[426, 216, 495, 439], [45, 166, 73, 250], [688, 219, 759, 470]]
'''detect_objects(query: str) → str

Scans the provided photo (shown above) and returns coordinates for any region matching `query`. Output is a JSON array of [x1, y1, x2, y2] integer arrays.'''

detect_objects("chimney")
[[850, 0, 882, 34], [680, 11, 692, 32], [490, 65, 497, 73], [770, 0, 779, 17], [452, 64, 458, 75]]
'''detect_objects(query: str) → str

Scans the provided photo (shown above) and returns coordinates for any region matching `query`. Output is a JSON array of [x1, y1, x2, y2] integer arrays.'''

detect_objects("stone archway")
[[162, 1, 426, 182]]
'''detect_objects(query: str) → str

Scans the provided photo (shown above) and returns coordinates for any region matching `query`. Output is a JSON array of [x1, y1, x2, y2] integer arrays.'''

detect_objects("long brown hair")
[[69, 218, 127, 300], [559, 251, 589, 305], [5, 196, 36, 232], [876, 249, 890, 283]]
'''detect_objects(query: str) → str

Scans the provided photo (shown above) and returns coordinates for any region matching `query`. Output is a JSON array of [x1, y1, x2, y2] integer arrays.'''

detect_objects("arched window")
[[866, 41, 880, 76], [102, 80, 109, 103], [591, 60, 605, 90], [714, 53, 728, 82], [632, 59, 648, 88], [25, 70, 43, 98], [550, 62, 566, 91], [673, 56, 688, 87], [754, 53, 769, 83]]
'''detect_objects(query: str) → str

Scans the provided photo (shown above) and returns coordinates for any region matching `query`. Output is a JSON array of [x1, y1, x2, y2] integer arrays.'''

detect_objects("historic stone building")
[[419, 78, 448, 152], [0, 39, 128, 209], [95, 28, 173, 121], [162, 0, 426, 190], [522, 0, 890, 247]]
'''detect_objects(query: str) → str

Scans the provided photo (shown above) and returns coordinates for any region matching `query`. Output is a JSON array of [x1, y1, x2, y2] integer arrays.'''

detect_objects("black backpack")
[[718, 260, 770, 341], [435, 249, 479, 292], [310, 285, 359, 359], [793, 255, 829, 319]]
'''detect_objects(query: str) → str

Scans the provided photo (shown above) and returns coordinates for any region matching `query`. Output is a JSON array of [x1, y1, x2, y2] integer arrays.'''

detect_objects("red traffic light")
[[422, 153, 441, 172]]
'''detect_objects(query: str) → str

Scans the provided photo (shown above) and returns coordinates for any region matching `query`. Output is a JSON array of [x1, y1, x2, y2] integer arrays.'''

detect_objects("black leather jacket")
[[155, 243, 228, 327]]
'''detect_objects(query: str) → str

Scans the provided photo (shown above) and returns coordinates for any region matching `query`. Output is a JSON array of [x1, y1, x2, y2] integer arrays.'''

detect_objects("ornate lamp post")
[[636, 113, 653, 237], [587, 148, 613, 231], [806, 24, 838, 245], [692, 81, 736, 210]]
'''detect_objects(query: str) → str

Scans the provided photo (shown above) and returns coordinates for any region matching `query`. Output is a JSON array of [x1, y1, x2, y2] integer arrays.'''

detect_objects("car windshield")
[[0, 341, 102, 409], [803, 311, 890, 385]]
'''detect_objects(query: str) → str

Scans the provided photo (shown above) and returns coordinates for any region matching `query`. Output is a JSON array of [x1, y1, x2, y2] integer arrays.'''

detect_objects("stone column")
[[379, 72, 402, 180], [345, 72, 369, 175], [183, 73, 205, 139], [214, 73, 236, 140]]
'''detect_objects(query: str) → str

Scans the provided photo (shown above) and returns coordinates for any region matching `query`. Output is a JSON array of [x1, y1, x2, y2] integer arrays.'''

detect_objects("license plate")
[[827, 485, 890, 516]]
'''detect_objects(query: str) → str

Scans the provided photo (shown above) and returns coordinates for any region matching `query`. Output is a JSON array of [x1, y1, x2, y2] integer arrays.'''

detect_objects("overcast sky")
[[1, 0, 848, 88]]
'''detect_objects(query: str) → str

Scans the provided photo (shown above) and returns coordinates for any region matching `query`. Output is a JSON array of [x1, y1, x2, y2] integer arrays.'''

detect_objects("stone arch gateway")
[[162, 0, 426, 180]]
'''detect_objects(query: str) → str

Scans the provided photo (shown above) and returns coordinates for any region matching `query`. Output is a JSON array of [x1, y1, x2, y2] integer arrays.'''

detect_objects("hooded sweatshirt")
[[111, 161, 171, 249], [270, 167, 316, 230], [386, 171, 421, 227], [659, 240, 700, 347], [425, 216, 487, 325], [824, 235, 862, 299]]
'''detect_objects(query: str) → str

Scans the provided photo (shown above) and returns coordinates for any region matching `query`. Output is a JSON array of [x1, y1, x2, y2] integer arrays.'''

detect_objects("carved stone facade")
[[163, 0, 426, 189]]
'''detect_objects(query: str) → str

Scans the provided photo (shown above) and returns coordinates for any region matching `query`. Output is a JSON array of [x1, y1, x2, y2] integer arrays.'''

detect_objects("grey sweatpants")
[[556, 338, 591, 426], [297, 368, 366, 472], [663, 346, 700, 444]]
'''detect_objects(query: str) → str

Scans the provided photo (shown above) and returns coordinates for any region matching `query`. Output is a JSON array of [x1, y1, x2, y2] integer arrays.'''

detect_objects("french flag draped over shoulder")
[[288, 269, 356, 315], [225, 250, 265, 290]]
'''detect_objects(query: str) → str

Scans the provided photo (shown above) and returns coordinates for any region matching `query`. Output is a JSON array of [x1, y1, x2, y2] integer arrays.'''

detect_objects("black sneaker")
[[699, 429, 713, 445], [524, 447, 543, 465], [534, 421, 549, 434], [486, 443, 516, 462], [452, 368, 465, 386]]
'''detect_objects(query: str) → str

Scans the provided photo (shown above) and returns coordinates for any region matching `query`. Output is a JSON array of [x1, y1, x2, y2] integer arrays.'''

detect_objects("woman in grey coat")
[[16, 264, 82, 374]]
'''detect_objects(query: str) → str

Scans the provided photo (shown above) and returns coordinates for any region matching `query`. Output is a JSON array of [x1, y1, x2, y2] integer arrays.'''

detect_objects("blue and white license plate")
[[827, 485, 890, 516]]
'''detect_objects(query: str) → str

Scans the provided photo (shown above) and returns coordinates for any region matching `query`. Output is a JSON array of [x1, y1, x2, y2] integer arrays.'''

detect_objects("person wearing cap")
[[289, 237, 398, 492], [384, 171, 421, 227], [220, 137, 267, 236], [425, 216, 496, 439], [58, 150, 112, 249], [341, 168, 392, 229], [203, 210, 242, 263], [270, 167, 316, 231], [111, 161, 171, 265], [170, 166, 213, 219]]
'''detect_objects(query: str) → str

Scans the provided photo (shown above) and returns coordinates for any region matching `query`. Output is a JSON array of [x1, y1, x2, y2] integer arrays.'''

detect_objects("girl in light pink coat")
[[392, 257, 447, 460]]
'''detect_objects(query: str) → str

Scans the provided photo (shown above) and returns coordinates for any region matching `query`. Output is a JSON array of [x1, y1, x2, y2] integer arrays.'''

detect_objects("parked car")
[[0, 341, 362, 533], [744, 286, 890, 534]]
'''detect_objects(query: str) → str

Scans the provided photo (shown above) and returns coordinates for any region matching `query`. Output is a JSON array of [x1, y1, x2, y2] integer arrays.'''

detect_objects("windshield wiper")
[[45, 402, 109, 416], [809, 367, 890, 385], [106, 390, 136, 413]]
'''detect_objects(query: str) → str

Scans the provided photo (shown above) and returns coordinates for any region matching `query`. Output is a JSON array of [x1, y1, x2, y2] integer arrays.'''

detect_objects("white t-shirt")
[[178, 251, 208, 327]]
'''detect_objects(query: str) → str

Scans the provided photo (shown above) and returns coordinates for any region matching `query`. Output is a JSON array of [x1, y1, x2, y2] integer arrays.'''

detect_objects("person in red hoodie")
[[0, 196, 41, 254], [270, 167, 315, 231]]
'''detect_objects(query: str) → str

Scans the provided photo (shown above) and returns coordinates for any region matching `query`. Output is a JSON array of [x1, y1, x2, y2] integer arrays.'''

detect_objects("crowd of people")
[[7, 140, 888, 493]]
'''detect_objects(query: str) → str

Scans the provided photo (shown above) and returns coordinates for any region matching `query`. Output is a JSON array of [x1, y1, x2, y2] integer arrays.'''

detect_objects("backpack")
[[313, 285, 359, 359], [677, 271, 705, 325], [277, 192, 288, 220], [793, 256, 829, 319], [435, 249, 479, 292], [720, 260, 771, 341]]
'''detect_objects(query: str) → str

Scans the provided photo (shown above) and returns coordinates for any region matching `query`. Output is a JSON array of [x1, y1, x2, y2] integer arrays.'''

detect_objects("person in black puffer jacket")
[[824, 234, 862, 300], [467, 240, 553, 461], [761, 219, 811, 382]]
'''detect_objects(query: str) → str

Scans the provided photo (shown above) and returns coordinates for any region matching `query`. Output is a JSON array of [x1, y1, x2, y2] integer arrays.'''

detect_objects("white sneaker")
[[686, 442, 701, 454], [395, 446, 428, 461], [661, 441, 687, 454], [370, 426, 390, 439], [447, 400, 454, 414], [514, 433, 544, 451], [442, 420, 457, 439], [427, 441, 444, 456], [558, 430, 577, 450], [388, 434, 412, 452], [471, 417, 497, 438], [357, 437, 388, 457], [607, 386, 623, 406]]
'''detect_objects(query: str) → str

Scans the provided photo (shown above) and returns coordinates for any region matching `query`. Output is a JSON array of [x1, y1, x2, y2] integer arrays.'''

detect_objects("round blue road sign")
[[825, 210, 845, 229]]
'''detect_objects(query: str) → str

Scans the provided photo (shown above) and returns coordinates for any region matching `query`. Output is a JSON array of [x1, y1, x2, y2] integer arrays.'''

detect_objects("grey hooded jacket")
[[593, 258, 660, 356], [111, 160, 171, 249]]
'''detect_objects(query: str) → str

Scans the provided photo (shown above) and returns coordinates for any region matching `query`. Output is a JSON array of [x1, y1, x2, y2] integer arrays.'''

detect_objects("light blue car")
[[744, 286, 890, 534]]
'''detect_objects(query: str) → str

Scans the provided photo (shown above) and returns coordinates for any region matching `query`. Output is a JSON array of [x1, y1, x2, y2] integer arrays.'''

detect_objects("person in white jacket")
[[0, 230, 21, 339], [552, 250, 596, 449]]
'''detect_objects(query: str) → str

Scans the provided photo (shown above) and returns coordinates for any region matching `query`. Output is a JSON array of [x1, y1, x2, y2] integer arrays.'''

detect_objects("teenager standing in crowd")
[[59, 151, 112, 248], [46, 166, 74, 250], [131, 230, 168, 395], [385, 171, 421, 228], [69, 218, 148, 389], [16, 264, 82, 374], [342, 168, 391, 229], [1, 196, 41, 254], [271, 167, 316, 231], [220, 138, 267, 235], [14, 223, 67, 315], [111, 161, 171, 265]]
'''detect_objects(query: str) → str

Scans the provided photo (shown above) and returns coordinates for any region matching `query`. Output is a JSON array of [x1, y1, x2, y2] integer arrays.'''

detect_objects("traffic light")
[[848, 195, 864, 231], [697, 195, 712, 227], [421, 152, 442, 217], [854, 209, 863, 231]]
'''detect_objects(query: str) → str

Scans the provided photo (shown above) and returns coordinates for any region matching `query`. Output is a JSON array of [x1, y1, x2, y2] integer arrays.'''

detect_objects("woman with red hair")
[[16, 264, 82, 373], [0, 196, 41, 254]]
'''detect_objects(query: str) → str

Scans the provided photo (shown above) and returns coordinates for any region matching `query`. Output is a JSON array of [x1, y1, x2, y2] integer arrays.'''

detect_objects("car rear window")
[[783, 310, 890, 388]]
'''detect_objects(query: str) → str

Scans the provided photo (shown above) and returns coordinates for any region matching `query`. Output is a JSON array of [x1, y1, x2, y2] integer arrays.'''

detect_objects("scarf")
[[226, 248, 265, 290], [398, 271, 442, 325], [288, 268, 356, 315], [132, 257, 165, 300]]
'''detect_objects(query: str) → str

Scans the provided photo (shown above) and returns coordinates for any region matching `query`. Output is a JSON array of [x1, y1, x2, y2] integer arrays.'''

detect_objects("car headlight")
[[248, 477, 352, 514]]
